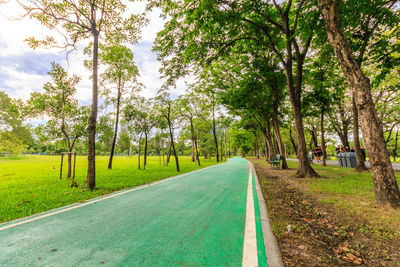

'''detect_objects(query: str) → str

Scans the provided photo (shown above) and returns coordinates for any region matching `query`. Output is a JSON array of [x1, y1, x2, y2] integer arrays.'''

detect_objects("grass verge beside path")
[[250, 158, 400, 266], [0, 155, 220, 224]]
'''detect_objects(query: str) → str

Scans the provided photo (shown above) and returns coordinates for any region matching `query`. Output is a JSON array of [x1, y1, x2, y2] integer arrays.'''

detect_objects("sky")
[[0, 1, 188, 108]]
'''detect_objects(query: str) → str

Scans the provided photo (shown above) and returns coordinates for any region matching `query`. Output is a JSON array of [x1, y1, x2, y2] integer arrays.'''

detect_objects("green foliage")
[[23, 0, 147, 50], [24, 63, 88, 151], [0, 91, 31, 155]]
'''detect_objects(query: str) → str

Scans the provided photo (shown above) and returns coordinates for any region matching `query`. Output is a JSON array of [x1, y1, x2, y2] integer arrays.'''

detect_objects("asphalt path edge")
[[0, 161, 225, 231], [248, 160, 284, 267]]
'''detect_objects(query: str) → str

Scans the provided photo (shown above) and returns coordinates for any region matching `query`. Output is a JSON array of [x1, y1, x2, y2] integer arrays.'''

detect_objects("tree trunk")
[[108, 77, 122, 170], [289, 126, 297, 155], [264, 135, 269, 161], [394, 130, 399, 162], [168, 119, 180, 172], [212, 111, 219, 162], [191, 138, 195, 162], [87, 31, 99, 190], [162, 141, 165, 166], [166, 142, 171, 165], [138, 134, 142, 170], [319, 0, 400, 207], [194, 136, 200, 166], [272, 87, 288, 169], [289, 90, 318, 177], [220, 133, 224, 161], [254, 131, 259, 158], [190, 117, 200, 166], [352, 96, 368, 171], [308, 128, 318, 149], [321, 108, 327, 167], [144, 132, 148, 169], [263, 126, 274, 160]]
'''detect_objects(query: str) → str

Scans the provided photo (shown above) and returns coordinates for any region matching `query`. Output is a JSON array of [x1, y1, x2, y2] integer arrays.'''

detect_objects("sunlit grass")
[[0, 155, 221, 223]]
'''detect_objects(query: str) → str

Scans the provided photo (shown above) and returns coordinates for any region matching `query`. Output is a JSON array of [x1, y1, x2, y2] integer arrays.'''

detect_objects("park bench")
[[269, 154, 281, 168], [308, 154, 313, 164]]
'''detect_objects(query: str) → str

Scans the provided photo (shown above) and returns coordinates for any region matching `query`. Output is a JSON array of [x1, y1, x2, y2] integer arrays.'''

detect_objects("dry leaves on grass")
[[334, 243, 363, 265]]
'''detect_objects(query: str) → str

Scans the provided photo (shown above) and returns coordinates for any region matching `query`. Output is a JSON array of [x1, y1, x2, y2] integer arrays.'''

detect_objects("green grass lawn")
[[284, 161, 400, 229], [0, 155, 221, 223]]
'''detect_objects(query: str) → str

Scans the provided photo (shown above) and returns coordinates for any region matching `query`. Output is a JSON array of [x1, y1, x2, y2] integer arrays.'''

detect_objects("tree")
[[99, 44, 140, 169], [0, 91, 29, 156], [303, 47, 339, 167], [318, 0, 400, 207], [154, 89, 180, 172], [152, 0, 319, 177], [25, 63, 88, 181], [21, 0, 146, 190], [124, 97, 156, 170], [177, 94, 202, 166]]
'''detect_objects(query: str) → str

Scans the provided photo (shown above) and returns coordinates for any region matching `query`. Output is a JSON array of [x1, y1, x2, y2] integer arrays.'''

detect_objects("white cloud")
[[0, 0, 193, 108], [0, 65, 49, 100]]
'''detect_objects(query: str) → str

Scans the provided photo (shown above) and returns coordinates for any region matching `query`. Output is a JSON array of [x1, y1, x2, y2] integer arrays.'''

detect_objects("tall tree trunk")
[[319, 0, 400, 207], [394, 130, 399, 162], [108, 77, 122, 170], [272, 88, 288, 169], [162, 141, 165, 166], [87, 31, 99, 190], [138, 134, 142, 170], [224, 130, 227, 160], [263, 127, 274, 160], [264, 136, 269, 161], [191, 138, 195, 162], [194, 136, 200, 166], [166, 142, 171, 165], [212, 111, 219, 162], [281, 23, 318, 177], [289, 126, 297, 155], [352, 96, 368, 171], [272, 120, 288, 169], [338, 104, 351, 148], [290, 95, 319, 177], [144, 132, 148, 169], [190, 116, 195, 162], [220, 134, 224, 161], [321, 108, 327, 167], [168, 119, 180, 172], [190, 117, 200, 166], [254, 131, 259, 158], [308, 129, 318, 149]]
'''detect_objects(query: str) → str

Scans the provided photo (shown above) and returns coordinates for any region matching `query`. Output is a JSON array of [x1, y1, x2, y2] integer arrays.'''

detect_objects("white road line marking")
[[242, 165, 258, 267], [0, 163, 223, 232]]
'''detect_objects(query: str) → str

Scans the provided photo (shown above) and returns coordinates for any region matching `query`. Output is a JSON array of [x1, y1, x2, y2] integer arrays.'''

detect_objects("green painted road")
[[0, 157, 267, 266]]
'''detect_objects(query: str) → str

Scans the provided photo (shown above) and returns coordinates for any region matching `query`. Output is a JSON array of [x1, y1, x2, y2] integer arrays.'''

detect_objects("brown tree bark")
[[289, 126, 297, 155], [254, 131, 259, 158], [108, 76, 122, 170], [190, 117, 200, 166], [212, 110, 219, 162], [168, 119, 180, 172], [319, 0, 400, 207], [272, 86, 288, 169], [144, 132, 148, 169], [166, 142, 171, 165], [352, 96, 368, 171], [220, 134, 224, 161], [394, 130, 399, 162], [87, 31, 99, 190], [191, 137, 195, 162], [321, 108, 327, 167], [138, 133, 142, 170]]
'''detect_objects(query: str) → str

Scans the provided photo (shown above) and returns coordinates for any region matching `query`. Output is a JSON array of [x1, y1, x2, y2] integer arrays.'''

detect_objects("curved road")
[[0, 158, 268, 266]]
